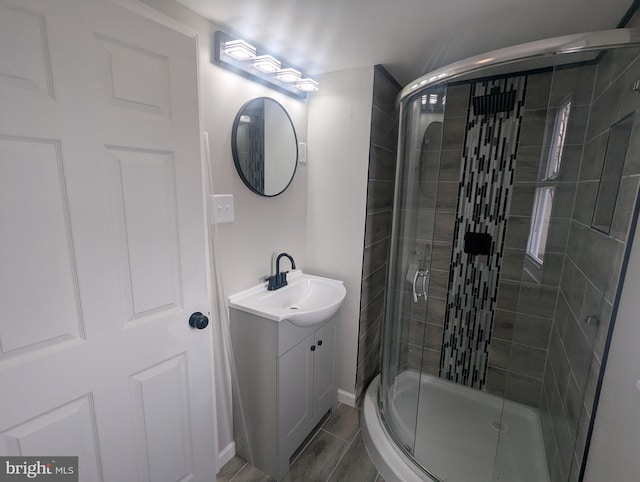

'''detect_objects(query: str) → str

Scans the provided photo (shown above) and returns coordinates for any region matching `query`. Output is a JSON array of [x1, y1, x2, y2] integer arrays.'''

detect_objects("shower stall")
[[362, 28, 640, 482]]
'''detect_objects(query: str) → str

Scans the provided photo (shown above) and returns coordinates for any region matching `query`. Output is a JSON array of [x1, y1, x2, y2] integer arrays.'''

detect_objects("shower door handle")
[[412, 268, 429, 302]]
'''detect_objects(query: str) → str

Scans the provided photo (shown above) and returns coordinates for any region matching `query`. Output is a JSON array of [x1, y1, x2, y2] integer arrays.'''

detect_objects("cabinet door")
[[278, 334, 314, 454], [313, 319, 337, 414]]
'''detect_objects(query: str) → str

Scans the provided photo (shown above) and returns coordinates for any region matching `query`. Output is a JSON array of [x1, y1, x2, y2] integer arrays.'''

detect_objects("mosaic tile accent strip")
[[440, 76, 527, 389]]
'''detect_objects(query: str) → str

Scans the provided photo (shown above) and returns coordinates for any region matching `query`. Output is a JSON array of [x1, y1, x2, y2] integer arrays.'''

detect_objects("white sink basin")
[[228, 271, 346, 327]]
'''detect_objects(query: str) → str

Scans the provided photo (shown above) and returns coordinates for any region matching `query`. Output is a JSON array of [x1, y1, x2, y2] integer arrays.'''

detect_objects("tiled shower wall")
[[540, 45, 640, 482], [355, 66, 400, 400]]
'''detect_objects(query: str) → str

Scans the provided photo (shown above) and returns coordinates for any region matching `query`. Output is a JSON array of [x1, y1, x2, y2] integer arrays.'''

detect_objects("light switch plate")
[[211, 194, 234, 224], [298, 142, 307, 164]]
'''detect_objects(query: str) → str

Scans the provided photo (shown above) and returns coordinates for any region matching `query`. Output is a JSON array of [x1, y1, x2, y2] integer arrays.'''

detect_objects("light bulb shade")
[[276, 68, 301, 83], [253, 55, 281, 73], [224, 39, 256, 60], [295, 78, 319, 92]]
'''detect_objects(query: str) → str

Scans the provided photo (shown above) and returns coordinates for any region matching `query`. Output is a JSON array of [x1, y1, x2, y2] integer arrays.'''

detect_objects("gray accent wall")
[[540, 47, 640, 482], [355, 66, 400, 401]]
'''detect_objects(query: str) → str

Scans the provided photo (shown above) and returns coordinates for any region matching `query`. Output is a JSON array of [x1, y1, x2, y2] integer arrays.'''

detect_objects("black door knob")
[[189, 312, 209, 329], [310, 345, 316, 351]]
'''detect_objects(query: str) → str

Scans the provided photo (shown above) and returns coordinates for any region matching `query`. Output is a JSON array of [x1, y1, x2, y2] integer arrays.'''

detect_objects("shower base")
[[362, 371, 550, 482]]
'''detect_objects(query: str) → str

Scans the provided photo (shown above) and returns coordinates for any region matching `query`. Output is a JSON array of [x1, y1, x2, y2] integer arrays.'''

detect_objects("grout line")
[[323, 429, 359, 481]]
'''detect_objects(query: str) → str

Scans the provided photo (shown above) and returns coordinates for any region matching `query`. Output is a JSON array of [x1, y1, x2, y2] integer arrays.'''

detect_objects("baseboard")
[[218, 441, 236, 471], [338, 388, 357, 407]]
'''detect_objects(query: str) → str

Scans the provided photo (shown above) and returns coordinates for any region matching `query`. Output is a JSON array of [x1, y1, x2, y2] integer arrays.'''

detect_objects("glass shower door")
[[380, 84, 446, 461]]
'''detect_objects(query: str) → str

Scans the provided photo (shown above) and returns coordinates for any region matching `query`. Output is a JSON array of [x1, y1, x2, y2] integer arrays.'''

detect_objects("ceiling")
[[175, 0, 634, 86]]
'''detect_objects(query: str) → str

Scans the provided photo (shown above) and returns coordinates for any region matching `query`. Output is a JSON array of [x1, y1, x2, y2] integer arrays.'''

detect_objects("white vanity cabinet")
[[229, 308, 338, 481]]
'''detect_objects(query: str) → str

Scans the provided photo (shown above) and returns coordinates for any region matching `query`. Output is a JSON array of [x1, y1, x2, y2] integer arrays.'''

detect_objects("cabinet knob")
[[317, 340, 323, 346], [310, 345, 316, 351]]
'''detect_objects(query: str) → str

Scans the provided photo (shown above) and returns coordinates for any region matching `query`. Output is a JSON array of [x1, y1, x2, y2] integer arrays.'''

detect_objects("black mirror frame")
[[231, 97, 299, 197]]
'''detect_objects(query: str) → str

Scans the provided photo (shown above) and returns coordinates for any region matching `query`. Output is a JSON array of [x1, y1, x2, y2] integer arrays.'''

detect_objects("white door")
[[0, 0, 217, 480]]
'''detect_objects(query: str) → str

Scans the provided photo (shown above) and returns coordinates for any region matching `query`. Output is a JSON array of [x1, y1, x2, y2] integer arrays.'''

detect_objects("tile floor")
[[216, 403, 384, 482]]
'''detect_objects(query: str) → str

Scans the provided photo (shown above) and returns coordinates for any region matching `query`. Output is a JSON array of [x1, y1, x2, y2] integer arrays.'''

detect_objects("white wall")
[[306, 67, 374, 402], [139, 0, 309, 466], [584, 217, 640, 481]]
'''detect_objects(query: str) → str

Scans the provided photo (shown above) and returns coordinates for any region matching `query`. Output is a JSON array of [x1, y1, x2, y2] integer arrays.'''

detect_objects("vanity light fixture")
[[276, 68, 301, 83], [296, 78, 319, 92], [224, 39, 256, 60], [214, 31, 318, 99], [253, 55, 281, 73]]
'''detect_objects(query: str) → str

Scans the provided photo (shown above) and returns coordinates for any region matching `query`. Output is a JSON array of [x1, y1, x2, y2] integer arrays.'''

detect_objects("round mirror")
[[231, 97, 298, 197]]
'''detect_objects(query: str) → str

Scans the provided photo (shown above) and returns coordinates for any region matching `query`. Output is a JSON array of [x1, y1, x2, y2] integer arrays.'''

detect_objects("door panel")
[[0, 0, 217, 480], [313, 319, 337, 413]]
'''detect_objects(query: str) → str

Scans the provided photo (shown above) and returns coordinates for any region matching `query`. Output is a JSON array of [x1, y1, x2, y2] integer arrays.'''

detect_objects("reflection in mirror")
[[232, 97, 298, 197], [592, 114, 634, 234]]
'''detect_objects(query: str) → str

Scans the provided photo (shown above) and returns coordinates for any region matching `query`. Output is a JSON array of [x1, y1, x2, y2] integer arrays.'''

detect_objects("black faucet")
[[266, 253, 296, 291]]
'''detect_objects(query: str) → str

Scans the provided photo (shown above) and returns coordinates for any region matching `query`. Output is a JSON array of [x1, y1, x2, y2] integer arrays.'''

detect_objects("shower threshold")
[[362, 371, 550, 482]]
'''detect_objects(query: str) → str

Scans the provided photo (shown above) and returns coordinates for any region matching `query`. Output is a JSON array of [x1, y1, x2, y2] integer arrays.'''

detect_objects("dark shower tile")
[[501, 248, 525, 281], [560, 258, 586, 318], [444, 84, 471, 118], [577, 228, 623, 296], [419, 150, 441, 185], [505, 372, 542, 407], [485, 366, 507, 396], [358, 317, 382, 367], [514, 145, 543, 182], [492, 309, 516, 342], [368, 144, 396, 182], [517, 282, 558, 318], [536, 252, 564, 286], [566, 221, 586, 266], [360, 289, 385, 333], [549, 183, 577, 219], [593, 50, 617, 99], [572, 181, 598, 225], [428, 268, 449, 299], [563, 373, 583, 434], [370, 106, 398, 151], [555, 144, 583, 182], [436, 181, 459, 212], [611, 175, 640, 242], [549, 64, 596, 108], [426, 297, 446, 325], [549, 325, 571, 393], [496, 280, 520, 312], [554, 291, 574, 341], [442, 115, 466, 150], [362, 238, 389, 278], [582, 354, 601, 417], [509, 183, 536, 216], [593, 299, 612, 362], [505, 216, 532, 249], [364, 210, 392, 246], [563, 317, 593, 388], [423, 322, 444, 351], [418, 181, 438, 210], [409, 294, 428, 322], [431, 241, 452, 271], [614, 54, 640, 121], [513, 313, 552, 349], [564, 105, 590, 146], [507, 343, 547, 379], [623, 121, 640, 176], [573, 405, 592, 466], [587, 83, 622, 142], [367, 180, 395, 212], [546, 217, 571, 254], [433, 212, 456, 242], [373, 67, 400, 115], [580, 133, 608, 182], [438, 149, 463, 181], [578, 280, 604, 343], [360, 265, 387, 308], [519, 109, 549, 147], [421, 347, 442, 374], [488, 338, 511, 370], [525, 71, 553, 111]]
